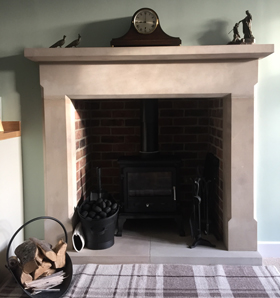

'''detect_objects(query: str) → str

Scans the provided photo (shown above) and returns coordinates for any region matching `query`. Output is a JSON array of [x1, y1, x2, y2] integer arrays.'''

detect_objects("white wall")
[[0, 137, 24, 282]]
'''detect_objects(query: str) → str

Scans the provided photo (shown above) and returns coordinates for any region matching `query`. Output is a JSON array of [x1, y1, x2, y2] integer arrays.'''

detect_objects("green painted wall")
[[1, 0, 279, 241]]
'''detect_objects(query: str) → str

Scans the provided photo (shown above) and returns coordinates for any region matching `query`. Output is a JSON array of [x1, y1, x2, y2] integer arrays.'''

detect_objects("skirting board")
[[258, 241, 280, 258]]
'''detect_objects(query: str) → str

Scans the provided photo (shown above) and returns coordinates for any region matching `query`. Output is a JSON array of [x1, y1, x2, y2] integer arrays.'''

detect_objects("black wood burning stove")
[[116, 99, 185, 236], [116, 155, 185, 236]]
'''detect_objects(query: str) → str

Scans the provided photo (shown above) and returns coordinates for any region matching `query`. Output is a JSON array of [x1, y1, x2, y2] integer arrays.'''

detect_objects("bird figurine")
[[49, 35, 66, 48], [65, 34, 81, 48]]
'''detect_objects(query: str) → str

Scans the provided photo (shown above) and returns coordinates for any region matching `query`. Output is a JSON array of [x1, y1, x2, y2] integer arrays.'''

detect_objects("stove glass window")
[[128, 172, 172, 196]]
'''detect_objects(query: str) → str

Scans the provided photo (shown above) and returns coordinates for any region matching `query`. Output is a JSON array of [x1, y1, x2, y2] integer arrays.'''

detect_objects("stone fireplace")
[[25, 44, 273, 251]]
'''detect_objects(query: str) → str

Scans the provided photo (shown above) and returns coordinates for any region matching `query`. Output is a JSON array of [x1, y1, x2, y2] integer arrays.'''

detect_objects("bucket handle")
[[6, 216, 68, 270]]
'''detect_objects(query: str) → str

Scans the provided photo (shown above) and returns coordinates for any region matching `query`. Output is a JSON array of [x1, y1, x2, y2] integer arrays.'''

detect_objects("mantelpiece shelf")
[[0, 121, 21, 141], [24, 44, 274, 63]]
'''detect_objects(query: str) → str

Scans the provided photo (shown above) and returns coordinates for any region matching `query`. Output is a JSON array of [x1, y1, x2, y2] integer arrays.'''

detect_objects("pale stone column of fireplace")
[[25, 45, 274, 251], [223, 95, 256, 251], [43, 95, 76, 243]]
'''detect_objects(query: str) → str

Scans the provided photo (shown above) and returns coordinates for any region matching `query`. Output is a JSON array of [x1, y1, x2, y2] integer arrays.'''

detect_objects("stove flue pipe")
[[140, 99, 159, 157]]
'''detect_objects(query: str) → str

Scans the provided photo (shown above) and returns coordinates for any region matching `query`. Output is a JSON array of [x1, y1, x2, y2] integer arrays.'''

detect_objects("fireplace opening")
[[74, 97, 223, 239]]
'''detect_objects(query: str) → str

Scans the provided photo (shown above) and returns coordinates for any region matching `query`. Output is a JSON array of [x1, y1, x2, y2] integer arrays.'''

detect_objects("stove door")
[[123, 167, 177, 212]]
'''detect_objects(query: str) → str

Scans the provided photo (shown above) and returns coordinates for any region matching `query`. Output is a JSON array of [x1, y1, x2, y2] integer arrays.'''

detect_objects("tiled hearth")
[[68, 219, 262, 266], [25, 45, 274, 263]]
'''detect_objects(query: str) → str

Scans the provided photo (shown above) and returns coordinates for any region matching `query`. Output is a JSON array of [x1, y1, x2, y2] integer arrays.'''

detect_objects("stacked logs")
[[8, 238, 67, 285]]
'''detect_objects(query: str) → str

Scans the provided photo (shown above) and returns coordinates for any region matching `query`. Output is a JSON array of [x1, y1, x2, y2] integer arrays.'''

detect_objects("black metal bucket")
[[78, 207, 119, 250], [6, 216, 73, 298]]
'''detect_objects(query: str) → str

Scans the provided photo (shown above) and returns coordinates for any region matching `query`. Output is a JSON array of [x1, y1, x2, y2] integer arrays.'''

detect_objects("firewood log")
[[33, 261, 52, 280], [34, 249, 44, 265], [29, 237, 57, 262], [41, 268, 56, 277], [15, 240, 39, 273], [53, 239, 67, 268], [8, 256, 20, 270], [13, 238, 67, 283], [8, 256, 33, 284]]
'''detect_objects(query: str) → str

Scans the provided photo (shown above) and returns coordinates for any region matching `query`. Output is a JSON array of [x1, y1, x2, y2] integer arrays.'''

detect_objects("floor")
[[68, 218, 263, 266]]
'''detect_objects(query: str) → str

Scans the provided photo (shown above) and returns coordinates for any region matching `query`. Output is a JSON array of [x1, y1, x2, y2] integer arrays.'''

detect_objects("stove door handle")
[[173, 186, 176, 201]]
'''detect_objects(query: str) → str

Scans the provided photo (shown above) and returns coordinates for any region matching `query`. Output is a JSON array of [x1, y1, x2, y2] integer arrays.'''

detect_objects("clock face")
[[133, 8, 159, 34]]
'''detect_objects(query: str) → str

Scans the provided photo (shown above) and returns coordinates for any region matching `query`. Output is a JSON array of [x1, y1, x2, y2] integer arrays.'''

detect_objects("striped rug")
[[1, 264, 280, 297]]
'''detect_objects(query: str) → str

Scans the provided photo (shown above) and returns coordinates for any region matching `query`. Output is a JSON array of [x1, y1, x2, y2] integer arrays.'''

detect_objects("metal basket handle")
[[6, 216, 68, 270]]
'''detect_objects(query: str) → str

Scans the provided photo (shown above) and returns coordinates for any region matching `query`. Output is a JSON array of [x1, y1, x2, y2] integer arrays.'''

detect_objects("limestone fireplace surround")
[[25, 44, 273, 252]]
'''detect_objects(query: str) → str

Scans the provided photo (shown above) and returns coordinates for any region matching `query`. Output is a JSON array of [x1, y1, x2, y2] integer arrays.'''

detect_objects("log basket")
[[6, 216, 73, 298]]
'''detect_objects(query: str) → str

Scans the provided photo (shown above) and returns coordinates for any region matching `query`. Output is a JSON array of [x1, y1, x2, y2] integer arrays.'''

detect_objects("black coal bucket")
[[78, 203, 119, 250], [6, 216, 72, 298], [77, 167, 119, 250]]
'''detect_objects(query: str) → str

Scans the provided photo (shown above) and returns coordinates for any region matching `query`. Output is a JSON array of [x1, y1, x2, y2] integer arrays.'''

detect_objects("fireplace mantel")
[[25, 44, 273, 63], [25, 45, 274, 252]]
